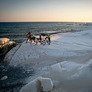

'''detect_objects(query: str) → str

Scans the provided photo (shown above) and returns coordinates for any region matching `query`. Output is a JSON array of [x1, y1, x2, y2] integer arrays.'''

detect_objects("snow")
[[4, 44, 21, 63], [5, 28, 92, 66], [4, 26, 92, 92], [20, 77, 39, 92], [20, 60, 92, 92], [39, 77, 53, 91], [20, 77, 53, 92], [43, 60, 92, 92], [50, 61, 81, 72]]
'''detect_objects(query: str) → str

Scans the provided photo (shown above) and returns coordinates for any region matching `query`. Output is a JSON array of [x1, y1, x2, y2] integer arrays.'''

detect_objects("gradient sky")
[[0, 0, 92, 22]]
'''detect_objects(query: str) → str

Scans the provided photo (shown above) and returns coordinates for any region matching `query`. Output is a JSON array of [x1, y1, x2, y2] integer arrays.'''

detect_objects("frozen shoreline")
[[4, 26, 92, 92], [5, 28, 92, 66]]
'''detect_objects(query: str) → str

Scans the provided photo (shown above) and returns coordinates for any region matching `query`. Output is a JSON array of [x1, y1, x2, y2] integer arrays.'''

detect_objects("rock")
[[1, 76, 8, 80], [0, 38, 10, 45], [20, 78, 40, 92], [39, 77, 53, 92], [0, 38, 16, 56], [20, 76, 53, 92], [4, 44, 20, 62]]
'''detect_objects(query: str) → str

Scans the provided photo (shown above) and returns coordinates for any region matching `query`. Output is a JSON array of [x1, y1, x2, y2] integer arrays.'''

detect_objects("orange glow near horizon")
[[1, 13, 92, 22], [0, 0, 92, 22]]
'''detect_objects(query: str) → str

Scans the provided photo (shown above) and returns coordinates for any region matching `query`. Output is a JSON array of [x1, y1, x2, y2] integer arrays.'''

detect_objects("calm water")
[[0, 22, 90, 92], [0, 22, 86, 40]]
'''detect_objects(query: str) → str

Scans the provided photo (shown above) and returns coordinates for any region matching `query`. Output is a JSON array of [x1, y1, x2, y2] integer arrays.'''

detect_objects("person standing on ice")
[[39, 34, 42, 44], [26, 32, 32, 43], [32, 34, 36, 42], [48, 34, 51, 45]]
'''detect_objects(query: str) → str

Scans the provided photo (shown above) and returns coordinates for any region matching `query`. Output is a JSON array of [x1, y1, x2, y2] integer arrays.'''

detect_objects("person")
[[39, 34, 42, 43], [48, 34, 51, 45], [32, 34, 36, 42], [26, 32, 32, 43]]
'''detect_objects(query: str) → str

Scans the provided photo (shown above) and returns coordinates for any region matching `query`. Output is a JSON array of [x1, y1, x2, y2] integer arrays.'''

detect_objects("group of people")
[[26, 32, 35, 43], [26, 32, 51, 45]]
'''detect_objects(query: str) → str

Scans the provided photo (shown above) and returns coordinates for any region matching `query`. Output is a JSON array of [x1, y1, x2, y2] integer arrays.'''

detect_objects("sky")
[[0, 0, 92, 22]]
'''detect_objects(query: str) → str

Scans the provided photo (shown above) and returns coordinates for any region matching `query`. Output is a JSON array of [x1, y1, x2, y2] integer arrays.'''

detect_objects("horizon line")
[[0, 21, 92, 23]]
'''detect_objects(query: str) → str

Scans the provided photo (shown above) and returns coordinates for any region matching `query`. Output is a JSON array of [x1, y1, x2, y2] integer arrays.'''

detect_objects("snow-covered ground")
[[4, 26, 92, 92]]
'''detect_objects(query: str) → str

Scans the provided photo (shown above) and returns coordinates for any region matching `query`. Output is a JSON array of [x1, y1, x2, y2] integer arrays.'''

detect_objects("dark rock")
[[0, 38, 16, 57]]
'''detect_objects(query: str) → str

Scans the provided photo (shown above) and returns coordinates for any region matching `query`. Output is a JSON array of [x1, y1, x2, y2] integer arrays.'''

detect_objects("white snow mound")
[[20, 60, 92, 92], [20, 76, 53, 92]]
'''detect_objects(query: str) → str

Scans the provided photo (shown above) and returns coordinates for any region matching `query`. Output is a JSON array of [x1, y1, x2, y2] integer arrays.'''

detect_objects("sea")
[[0, 22, 91, 92], [0, 22, 89, 41]]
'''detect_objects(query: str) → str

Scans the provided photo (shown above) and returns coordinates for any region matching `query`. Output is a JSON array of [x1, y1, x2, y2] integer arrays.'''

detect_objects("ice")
[[20, 77, 53, 92], [6, 42, 40, 66], [5, 27, 92, 66], [20, 60, 92, 92], [4, 26, 92, 92], [71, 59, 92, 80], [39, 77, 53, 91], [51, 61, 81, 72], [44, 60, 92, 92], [4, 44, 20, 63]]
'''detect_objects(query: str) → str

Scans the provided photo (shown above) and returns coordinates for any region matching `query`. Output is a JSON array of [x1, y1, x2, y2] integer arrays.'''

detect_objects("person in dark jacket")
[[39, 34, 42, 43], [48, 34, 51, 45], [26, 32, 32, 43]]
